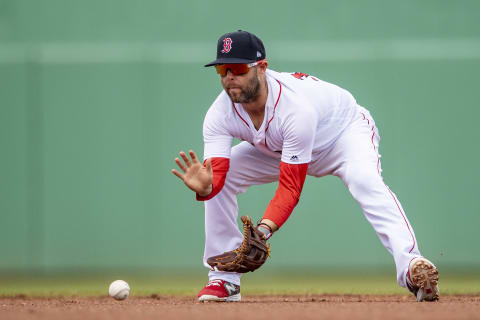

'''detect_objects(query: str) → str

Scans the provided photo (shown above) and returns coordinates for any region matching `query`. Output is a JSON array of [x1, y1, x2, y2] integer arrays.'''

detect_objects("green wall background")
[[1, 0, 479, 272]]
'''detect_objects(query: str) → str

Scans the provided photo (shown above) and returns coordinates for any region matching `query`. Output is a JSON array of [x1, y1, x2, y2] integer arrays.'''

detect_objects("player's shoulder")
[[267, 68, 356, 110], [267, 68, 341, 93], [267, 70, 315, 109], [205, 90, 234, 119], [210, 90, 232, 111], [264, 74, 317, 128]]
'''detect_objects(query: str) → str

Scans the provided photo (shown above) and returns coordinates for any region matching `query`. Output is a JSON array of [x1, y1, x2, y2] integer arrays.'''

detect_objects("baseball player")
[[172, 30, 439, 302]]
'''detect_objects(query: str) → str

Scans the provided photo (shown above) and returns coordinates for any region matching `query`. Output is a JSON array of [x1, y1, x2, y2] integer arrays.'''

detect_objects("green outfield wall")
[[1, 0, 479, 272]]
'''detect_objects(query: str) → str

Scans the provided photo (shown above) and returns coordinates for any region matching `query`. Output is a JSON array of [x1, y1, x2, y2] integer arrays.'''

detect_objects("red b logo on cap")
[[221, 37, 233, 53]]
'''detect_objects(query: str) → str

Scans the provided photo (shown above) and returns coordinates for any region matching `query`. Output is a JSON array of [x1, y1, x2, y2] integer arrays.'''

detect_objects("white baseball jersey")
[[203, 69, 359, 164]]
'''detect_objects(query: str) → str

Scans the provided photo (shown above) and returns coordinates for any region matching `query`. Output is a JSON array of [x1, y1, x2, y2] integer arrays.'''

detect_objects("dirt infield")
[[1, 295, 479, 320]]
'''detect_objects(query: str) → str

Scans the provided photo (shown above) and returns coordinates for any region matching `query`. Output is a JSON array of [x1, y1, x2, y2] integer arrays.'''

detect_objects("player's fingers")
[[189, 150, 199, 164], [175, 158, 187, 172], [171, 169, 185, 181], [179, 151, 192, 167], [205, 158, 212, 172]]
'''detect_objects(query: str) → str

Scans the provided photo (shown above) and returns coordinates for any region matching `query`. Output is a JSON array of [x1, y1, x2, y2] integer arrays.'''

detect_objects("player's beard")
[[225, 69, 261, 104]]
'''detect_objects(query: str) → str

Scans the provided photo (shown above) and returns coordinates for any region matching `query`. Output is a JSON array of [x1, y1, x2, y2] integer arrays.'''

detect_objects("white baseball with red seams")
[[201, 69, 421, 287], [108, 280, 130, 300]]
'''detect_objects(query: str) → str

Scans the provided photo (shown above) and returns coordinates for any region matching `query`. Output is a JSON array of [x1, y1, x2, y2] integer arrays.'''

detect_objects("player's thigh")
[[333, 108, 383, 181], [310, 107, 382, 179], [227, 142, 280, 192]]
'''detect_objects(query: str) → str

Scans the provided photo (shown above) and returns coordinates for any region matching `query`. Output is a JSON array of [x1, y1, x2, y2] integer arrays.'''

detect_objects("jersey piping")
[[264, 80, 282, 150], [232, 102, 250, 128]]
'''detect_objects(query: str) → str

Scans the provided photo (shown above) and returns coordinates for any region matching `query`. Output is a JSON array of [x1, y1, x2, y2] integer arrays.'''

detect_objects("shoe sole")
[[409, 257, 439, 301], [198, 293, 241, 302]]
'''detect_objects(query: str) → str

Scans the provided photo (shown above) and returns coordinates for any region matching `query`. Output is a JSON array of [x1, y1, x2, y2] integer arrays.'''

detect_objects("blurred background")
[[1, 0, 479, 294]]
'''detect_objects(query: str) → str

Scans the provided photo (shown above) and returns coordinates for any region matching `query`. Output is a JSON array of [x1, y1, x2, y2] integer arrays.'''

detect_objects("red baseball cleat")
[[198, 279, 241, 302]]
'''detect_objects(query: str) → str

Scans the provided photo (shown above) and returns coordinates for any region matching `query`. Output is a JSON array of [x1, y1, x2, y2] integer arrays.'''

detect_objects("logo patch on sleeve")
[[291, 72, 319, 81]]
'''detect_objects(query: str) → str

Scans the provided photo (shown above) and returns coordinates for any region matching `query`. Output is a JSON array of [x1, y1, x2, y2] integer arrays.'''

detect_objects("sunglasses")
[[215, 60, 266, 76]]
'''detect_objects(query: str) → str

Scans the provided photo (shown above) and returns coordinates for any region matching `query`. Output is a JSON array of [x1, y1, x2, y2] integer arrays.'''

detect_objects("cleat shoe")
[[198, 279, 241, 302], [406, 257, 439, 302]]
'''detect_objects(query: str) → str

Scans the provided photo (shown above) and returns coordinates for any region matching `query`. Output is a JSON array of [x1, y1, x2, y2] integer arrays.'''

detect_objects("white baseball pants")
[[203, 106, 421, 287]]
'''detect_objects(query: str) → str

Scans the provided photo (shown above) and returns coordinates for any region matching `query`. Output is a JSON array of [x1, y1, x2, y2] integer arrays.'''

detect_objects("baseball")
[[108, 280, 130, 300]]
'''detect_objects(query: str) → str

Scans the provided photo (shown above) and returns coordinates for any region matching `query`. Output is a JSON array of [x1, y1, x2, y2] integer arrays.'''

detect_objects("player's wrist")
[[257, 223, 273, 240], [259, 219, 278, 232], [257, 219, 278, 240], [197, 184, 213, 197]]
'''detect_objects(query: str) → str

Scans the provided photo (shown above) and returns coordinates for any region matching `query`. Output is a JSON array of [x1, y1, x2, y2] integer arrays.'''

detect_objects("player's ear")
[[257, 60, 268, 75]]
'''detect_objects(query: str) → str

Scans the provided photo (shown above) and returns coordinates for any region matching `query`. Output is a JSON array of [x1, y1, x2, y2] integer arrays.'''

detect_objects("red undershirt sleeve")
[[262, 161, 309, 228], [196, 157, 230, 201]]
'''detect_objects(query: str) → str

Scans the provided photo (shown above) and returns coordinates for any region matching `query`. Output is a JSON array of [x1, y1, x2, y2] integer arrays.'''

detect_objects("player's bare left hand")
[[172, 150, 213, 196]]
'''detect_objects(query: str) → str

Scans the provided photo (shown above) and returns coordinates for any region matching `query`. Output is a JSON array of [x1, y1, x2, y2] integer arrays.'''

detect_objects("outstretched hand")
[[171, 150, 213, 196]]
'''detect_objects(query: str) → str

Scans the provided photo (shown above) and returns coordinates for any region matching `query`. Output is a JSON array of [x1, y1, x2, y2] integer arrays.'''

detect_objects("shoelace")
[[206, 280, 224, 287]]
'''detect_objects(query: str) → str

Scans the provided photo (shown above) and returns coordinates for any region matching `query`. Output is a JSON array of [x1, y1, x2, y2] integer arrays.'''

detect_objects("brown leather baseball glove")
[[207, 216, 271, 273]]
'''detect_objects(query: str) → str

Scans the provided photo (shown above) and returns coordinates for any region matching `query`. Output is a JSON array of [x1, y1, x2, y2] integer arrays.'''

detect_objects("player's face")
[[220, 66, 261, 104]]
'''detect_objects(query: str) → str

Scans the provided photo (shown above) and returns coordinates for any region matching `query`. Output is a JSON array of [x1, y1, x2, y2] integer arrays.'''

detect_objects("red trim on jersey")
[[262, 161, 308, 228], [232, 102, 250, 128], [361, 112, 416, 253], [196, 157, 230, 201], [264, 80, 282, 148]]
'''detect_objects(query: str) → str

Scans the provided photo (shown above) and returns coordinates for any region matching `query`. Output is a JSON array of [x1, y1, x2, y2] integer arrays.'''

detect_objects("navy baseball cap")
[[204, 30, 266, 67]]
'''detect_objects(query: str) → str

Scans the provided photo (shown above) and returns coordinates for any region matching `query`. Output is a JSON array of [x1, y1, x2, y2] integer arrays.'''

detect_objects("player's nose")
[[225, 69, 236, 79]]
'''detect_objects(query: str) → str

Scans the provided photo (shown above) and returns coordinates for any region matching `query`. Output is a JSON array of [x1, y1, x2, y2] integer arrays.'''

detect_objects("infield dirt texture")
[[1, 295, 480, 320]]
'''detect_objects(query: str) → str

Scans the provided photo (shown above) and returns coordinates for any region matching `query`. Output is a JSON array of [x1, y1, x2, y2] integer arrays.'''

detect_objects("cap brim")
[[204, 57, 256, 67]]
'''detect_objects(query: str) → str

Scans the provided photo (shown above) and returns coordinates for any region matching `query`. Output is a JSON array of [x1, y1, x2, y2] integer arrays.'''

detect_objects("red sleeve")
[[262, 161, 309, 228], [196, 157, 230, 201]]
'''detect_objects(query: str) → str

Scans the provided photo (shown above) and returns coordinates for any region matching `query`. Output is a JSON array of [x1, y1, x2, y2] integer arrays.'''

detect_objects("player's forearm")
[[196, 157, 230, 201], [197, 184, 213, 197], [262, 162, 309, 229], [263, 191, 299, 228]]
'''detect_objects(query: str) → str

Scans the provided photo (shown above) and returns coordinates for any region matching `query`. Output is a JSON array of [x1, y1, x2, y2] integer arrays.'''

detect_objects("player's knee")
[[342, 162, 383, 194], [223, 173, 242, 192]]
